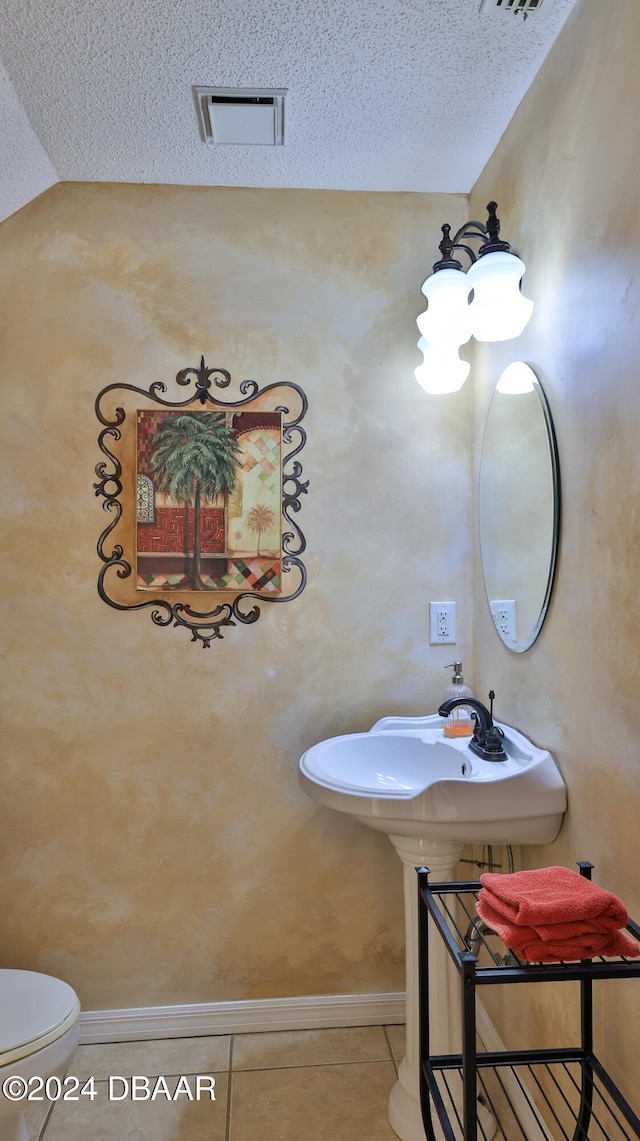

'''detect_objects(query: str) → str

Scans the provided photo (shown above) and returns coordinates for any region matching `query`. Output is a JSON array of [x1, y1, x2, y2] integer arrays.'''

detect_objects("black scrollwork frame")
[[94, 356, 308, 647]]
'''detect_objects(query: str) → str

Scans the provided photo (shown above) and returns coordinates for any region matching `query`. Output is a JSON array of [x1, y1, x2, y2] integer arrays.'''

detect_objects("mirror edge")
[[480, 364, 561, 654]]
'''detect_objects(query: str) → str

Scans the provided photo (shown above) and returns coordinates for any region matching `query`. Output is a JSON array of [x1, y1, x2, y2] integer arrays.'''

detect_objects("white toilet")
[[0, 970, 80, 1141]]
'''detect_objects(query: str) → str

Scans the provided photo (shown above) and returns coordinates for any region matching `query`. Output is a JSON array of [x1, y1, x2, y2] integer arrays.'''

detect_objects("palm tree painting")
[[148, 412, 241, 591], [137, 408, 283, 593], [246, 503, 276, 557]]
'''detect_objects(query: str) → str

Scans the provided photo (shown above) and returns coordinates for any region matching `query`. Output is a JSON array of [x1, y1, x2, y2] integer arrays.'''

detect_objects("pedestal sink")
[[299, 714, 567, 1141]]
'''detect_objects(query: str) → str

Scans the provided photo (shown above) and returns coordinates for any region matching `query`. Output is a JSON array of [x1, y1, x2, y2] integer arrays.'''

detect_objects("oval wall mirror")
[[478, 362, 560, 652]]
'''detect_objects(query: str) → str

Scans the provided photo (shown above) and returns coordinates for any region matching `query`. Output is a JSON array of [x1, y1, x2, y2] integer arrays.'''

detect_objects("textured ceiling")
[[0, 0, 578, 223]]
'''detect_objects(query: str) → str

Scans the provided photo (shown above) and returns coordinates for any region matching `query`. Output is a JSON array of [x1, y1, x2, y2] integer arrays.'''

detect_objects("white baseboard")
[[78, 991, 406, 1045]]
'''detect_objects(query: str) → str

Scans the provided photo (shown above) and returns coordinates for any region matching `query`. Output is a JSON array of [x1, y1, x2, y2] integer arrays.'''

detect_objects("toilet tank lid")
[[0, 970, 80, 1056]]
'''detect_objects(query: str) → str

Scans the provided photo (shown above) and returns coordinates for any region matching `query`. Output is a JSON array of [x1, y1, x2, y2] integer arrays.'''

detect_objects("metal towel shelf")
[[418, 861, 640, 1141]]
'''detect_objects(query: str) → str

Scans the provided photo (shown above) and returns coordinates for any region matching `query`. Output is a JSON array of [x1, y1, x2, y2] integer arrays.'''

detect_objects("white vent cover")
[[479, 0, 554, 13], [193, 87, 287, 146]]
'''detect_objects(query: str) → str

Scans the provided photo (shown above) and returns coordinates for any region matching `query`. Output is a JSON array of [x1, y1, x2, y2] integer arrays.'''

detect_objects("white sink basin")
[[299, 714, 567, 844], [300, 712, 568, 1141]]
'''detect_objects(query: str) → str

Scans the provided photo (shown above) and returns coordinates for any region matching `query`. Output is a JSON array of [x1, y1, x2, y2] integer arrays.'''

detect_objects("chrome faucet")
[[437, 697, 507, 762]]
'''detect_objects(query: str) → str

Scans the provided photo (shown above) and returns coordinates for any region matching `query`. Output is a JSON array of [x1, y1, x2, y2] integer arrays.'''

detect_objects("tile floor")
[[22, 1024, 407, 1140]]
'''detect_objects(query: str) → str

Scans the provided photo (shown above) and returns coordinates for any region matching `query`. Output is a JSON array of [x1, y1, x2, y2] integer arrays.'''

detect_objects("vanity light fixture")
[[414, 202, 533, 394], [414, 338, 471, 395]]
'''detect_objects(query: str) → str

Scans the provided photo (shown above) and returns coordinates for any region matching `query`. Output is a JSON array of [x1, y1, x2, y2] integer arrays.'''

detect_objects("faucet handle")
[[483, 725, 505, 755]]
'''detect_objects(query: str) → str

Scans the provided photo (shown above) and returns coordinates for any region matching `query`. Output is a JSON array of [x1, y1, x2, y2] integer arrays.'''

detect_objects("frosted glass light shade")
[[414, 337, 470, 394], [467, 251, 534, 342], [417, 268, 473, 348]]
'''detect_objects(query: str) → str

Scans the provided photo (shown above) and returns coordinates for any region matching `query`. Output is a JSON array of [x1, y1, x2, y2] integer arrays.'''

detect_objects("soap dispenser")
[[442, 662, 474, 738]]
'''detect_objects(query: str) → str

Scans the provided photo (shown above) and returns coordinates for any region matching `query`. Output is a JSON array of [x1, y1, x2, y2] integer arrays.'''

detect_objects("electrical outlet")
[[490, 599, 516, 643], [429, 601, 456, 644]]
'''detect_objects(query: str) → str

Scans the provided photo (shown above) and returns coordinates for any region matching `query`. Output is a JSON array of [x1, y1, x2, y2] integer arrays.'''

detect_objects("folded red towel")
[[515, 929, 639, 963], [476, 896, 627, 944], [475, 896, 640, 962], [478, 866, 628, 929]]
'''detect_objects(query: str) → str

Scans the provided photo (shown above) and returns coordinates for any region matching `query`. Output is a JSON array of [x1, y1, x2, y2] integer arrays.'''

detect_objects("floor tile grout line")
[[37, 1096, 56, 1141], [225, 1035, 234, 1141], [231, 1057, 398, 1074], [69, 1070, 228, 1082], [228, 1022, 396, 1072], [382, 1025, 399, 1076]]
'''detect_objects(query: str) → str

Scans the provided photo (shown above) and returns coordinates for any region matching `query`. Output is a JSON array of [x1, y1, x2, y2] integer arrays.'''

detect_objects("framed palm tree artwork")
[[136, 408, 282, 594], [95, 357, 308, 646]]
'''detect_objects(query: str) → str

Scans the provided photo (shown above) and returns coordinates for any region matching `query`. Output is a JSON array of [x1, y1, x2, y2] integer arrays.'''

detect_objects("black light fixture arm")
[[432, 202, 512, 273]]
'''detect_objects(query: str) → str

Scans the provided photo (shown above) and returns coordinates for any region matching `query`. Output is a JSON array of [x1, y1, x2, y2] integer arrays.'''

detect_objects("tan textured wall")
[[470, 0, 640, 1101], [0, 183, 473, 1010]]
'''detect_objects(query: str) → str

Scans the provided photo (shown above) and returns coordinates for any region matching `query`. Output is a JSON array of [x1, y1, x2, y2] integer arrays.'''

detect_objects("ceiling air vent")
[[193, 87, 287, 146], [479, 0, 554, 13]]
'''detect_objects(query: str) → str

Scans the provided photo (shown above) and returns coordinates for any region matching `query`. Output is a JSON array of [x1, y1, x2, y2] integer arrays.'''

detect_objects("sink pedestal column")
[[387, 835, 495, 1141]]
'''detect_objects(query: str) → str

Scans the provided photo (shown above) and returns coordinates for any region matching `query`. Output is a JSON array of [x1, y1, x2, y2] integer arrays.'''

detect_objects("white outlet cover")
[[429, 601, 456, 645], [490, 599, 516, 642]]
